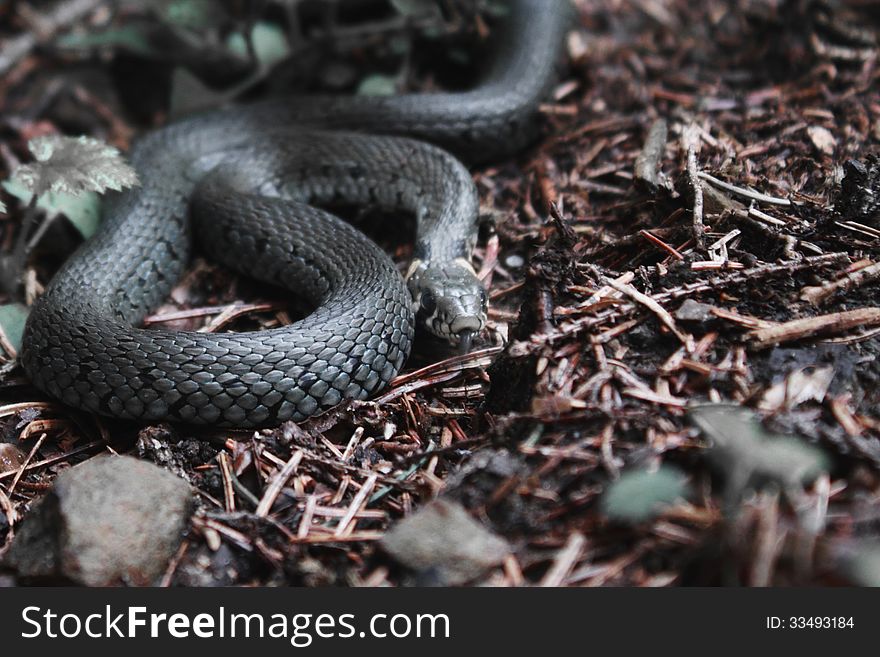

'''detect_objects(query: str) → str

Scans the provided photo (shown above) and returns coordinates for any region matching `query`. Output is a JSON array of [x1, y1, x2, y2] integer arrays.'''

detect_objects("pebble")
[[380, 499, 510, 585], [4, 455, 193, 586], [675, 298, 716, 323]]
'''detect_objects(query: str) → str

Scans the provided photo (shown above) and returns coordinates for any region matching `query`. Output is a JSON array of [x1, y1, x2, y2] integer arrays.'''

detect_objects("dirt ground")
[[1, 0, 880, 586]]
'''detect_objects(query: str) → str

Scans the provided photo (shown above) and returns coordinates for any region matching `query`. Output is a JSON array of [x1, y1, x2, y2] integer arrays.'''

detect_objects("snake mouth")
[[458, 329, 475, 355]]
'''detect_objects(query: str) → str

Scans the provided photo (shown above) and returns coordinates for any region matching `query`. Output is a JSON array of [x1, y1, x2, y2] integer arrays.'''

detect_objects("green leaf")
[[227, 21, 290, 68], [2, 178, 101, 239], [689, 404, 829, 491], [0, 303, 29, 356], [601, 466, 690, 524], [357, 73, 399, 97], [12, 136, 139, 199]]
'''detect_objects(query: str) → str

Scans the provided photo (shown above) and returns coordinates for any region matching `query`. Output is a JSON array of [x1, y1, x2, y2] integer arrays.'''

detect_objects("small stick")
[[710, 306, 775, 330], [800, 261, 880, 306], [539, 533, 587, 587], [201, 303, 282, 333], [334, 473, 378, 538], [7, 432, 48, 496], [640, 230, 685, 260], [835, 221, 880, 239], [604, 278, 693, 349], [159, 540, 190, 588], [751, 308, 880, 348], [0, 439, 106, 481], [217, 452, 236, 513], [685, 129, 706, 249], [707, 229, 741, 253], [289, 531, 384, 544], [143, 302, 280, 326], [255, 450, 303, 517], [698, 172, 791, 206], [749, 206, 787, 227], [297, 495, 318, 539]]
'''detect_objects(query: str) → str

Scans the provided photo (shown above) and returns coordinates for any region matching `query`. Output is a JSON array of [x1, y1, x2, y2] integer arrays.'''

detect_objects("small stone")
[[380, 500, 510, 585], [4, 455, 193, 586], [675, 299, 715, 323], [505, 254, 525, 269], [0, 443, 26, 474]]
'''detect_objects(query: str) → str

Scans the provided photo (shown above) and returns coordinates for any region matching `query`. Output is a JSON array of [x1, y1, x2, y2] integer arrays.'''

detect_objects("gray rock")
[[675, 299, 715, 322], [4, 455, 193, 585], [380, 499, 510, 585]]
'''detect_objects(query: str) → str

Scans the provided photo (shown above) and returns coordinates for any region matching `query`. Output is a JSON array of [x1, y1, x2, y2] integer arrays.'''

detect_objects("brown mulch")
[[2, 0, 880, 586]]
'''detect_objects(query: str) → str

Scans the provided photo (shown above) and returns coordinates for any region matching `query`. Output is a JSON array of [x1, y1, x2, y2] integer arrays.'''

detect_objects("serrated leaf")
[[601, 466, 690, 524], [358, 73, 399, 97], [227, 21, 290, 68], [0, 303, 29, 356], [2, 178, 101, 239], [12, 136, 139, 199], [690, 404, 829, 492]]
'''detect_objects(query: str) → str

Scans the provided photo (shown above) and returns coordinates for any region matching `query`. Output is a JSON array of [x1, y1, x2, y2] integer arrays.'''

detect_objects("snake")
[[20, 0, 573, 427]]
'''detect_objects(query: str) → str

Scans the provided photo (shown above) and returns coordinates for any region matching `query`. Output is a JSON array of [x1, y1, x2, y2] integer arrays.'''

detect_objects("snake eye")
[[420, 291, 437, 314]]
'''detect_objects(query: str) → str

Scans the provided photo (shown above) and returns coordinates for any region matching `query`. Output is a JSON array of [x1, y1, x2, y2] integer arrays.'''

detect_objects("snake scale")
[[20, 0, 573, 427]]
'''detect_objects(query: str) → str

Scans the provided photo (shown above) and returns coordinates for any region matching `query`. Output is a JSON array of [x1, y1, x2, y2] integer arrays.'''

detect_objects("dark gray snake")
[[20, 0, 572, 427]]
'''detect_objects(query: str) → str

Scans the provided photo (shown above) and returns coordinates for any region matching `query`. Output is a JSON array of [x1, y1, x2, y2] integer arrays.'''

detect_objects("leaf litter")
[[0, 0, 879, 586]]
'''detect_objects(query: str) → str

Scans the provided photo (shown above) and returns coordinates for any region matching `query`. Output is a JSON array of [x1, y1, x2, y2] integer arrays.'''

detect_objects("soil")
[[1, 0, 879, 586]]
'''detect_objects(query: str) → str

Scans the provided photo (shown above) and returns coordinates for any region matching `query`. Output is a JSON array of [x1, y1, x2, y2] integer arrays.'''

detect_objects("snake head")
[[407, 259, 487, 352]]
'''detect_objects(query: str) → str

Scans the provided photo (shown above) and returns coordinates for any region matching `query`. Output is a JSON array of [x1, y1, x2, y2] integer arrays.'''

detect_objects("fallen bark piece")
[[4, 455, 193, 585], [750, 308, 880, 349], [634, 119, 669, 192], [380, 499, 510, 585]]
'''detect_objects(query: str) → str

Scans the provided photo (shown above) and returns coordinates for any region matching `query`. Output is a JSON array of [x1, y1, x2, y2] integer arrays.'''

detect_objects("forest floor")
[[1, 0, 880, 586]]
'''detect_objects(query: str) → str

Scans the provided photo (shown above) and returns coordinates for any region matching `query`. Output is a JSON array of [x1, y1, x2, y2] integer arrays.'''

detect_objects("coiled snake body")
[[21, 0, 572, 427]]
